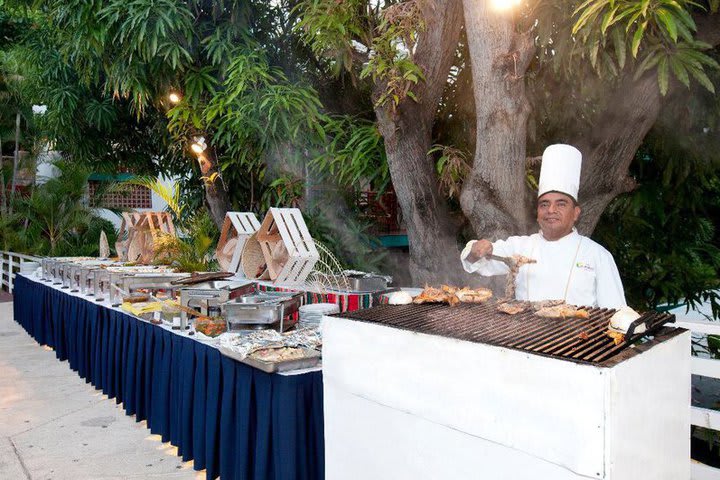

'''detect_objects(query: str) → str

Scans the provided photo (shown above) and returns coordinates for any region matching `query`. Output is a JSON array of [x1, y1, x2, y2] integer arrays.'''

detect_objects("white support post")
[[8, 253, 13, 293], [0, 252, 4, 291]]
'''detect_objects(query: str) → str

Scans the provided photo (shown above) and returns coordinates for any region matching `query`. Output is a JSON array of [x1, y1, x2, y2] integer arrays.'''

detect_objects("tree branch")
[[412, 0, 464, 125]]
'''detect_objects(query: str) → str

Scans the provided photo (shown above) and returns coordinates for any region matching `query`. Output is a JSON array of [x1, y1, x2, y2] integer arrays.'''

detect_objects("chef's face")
[[537, 192, 580, 241]]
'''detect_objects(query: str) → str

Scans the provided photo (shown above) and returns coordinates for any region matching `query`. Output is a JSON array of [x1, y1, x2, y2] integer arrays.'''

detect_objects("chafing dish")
[[332, 271, 392, 292], [110, 272, 190, 305], [72, 261, 125, 294], [40, 257, 97, 283], [222, 292, 304, 332], [179, 280, 256, 330], [92, 266, 177, 302]]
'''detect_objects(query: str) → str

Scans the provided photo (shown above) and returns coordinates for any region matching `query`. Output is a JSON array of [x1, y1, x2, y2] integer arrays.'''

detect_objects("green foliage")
[[57, 216, 118, 257], [429, 144, 471, 200], [0, 161, 118, 256], [310, 116, 389, 191], [294, 0, 427, 109], [293, 0, 372, 75], [594, 147, 720, 317], [260, 172, 305, 209], [167, 45, 329, 196], [123, 176, 183, 218], [153, 210, 219, 272], [572, 0, 719, 95]]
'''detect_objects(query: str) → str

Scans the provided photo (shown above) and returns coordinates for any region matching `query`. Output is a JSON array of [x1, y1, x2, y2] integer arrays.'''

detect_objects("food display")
[[606, 330, 626, 345], [252, 347, 307, 362], [503, 255, 537, 299], [194, 317, 227, 337], [496, 299, 568, 316], [218, 327, 322, 373], [535, 304, 589, 319], [413, 285, 493, 306], [454, 287, 494, 303], [497, 302, 529, 315]]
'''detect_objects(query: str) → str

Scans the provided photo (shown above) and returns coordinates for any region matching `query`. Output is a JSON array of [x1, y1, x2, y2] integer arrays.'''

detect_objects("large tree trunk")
[[573, 15, 720, 235], [572, 73, 660, 234], [374, 0, 465, 285], [198, 148, 230, 228], [459, 1, 535, 241], [377, 104, 462, 284]]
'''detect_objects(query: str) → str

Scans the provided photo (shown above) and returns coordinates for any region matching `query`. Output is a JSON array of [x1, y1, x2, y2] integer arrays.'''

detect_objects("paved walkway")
[[0, 302, 202, 480]]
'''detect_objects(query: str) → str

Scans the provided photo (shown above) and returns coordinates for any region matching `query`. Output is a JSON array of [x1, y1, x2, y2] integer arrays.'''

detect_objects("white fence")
[[0, 250, 41, 293], [675, 320, 720, 479]]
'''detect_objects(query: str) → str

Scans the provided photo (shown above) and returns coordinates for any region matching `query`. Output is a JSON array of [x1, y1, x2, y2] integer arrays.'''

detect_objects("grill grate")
[[332, 303, 675, 366]]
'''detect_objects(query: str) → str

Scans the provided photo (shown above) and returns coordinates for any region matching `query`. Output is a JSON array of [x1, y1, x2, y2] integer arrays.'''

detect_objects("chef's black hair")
[[537, 190, 579, 207]]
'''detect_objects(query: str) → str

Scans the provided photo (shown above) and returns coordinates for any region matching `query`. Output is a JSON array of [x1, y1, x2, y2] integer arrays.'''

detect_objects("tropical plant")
[[260, 172, 305, 209], [430, 144, 471, 200], [572, 0, 720, 95], [595, 142, 720, 315], [310, 116, 389, 192], [153, 210, 219, 273]]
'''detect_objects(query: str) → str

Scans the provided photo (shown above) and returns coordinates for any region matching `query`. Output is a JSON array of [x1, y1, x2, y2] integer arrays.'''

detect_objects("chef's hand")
[[467, 239, 493, 263]]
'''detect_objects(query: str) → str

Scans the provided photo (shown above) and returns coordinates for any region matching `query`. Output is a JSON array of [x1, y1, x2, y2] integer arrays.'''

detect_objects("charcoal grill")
[[324, 301, 689, 480], [333, 303, 675, 366]]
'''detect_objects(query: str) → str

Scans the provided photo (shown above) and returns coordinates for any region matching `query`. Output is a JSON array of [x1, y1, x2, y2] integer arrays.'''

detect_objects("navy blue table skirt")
[[13, 275, 324, 480]]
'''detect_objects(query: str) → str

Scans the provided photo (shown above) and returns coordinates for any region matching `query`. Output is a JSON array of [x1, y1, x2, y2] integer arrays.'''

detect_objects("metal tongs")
[[487, 254, 518, 268]]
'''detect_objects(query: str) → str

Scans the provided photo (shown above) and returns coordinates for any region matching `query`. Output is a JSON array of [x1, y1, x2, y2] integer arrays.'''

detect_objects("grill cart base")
[[322, 316, 690, 480]]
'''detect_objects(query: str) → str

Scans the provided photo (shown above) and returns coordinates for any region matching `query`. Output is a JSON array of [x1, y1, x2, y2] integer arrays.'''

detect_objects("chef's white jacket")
[[460, 229, 627, 308]]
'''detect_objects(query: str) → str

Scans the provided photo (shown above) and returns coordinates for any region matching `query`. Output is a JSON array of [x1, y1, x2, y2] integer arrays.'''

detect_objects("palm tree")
[[21, 162, 94, 255]]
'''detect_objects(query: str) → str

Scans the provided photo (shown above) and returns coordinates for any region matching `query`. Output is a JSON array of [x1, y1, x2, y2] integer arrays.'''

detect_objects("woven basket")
[[241, 233, 270, 280]]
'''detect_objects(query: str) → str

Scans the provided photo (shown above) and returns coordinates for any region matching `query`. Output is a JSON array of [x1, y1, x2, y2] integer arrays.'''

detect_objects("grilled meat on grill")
[[413, 285, 493, 306], [535, 304, 589, 319], [413, 286, 452, 305], [606, 330, 625, 345], [504, 255, 537, 300], [455, 287, 493, 303], [497, 302, 530, 315]]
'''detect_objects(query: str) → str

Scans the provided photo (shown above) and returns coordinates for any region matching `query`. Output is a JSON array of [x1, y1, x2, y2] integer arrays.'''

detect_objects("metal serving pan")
[[222, 292, 303, 331], [219, 346, 321, 373]]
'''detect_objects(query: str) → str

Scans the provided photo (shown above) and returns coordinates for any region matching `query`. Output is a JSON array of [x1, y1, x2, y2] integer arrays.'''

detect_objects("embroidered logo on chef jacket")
[[575, 262, 594, 271]]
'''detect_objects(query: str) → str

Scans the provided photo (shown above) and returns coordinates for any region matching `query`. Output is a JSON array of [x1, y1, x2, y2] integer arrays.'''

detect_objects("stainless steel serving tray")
[[219, 346, 321, 373], [92, 266, 176, 301], [332, 274, 389, 292], [223, 292, 303, 326], [179, 280, 256, 328]]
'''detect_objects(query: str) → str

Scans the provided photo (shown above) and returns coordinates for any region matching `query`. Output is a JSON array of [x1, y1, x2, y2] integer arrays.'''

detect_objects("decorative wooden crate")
[[115, 213, 143, 261], [256, 208, 319, 285], [126, 212, 176, 264], [216, 212, 261, 273]]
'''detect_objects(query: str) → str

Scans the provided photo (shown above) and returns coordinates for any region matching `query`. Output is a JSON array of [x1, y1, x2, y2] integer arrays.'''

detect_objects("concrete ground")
[[0, 302, 203, 480]]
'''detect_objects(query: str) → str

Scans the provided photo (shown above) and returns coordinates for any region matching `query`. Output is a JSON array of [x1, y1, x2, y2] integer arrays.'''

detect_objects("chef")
[[461, 144, 626, 308]]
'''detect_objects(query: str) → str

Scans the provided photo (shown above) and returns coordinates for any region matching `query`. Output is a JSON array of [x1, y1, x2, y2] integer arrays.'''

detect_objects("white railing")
[[675, 320, 720, 479], [0, 250, 41, 293]]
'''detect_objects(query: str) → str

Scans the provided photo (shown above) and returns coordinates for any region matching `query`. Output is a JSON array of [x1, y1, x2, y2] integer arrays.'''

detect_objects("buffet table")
[[12, 274, 324, 480]]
